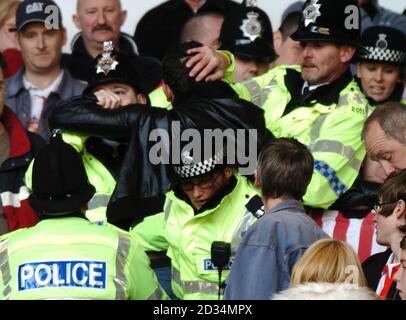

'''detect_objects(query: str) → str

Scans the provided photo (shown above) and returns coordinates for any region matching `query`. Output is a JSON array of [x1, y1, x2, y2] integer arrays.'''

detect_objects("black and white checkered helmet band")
[[173, 151, 224, 179], [362, 46, 406, 65]]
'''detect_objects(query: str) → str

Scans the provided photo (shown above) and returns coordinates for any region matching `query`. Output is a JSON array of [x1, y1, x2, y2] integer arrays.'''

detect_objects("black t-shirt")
[[134, 0, 239, 60]]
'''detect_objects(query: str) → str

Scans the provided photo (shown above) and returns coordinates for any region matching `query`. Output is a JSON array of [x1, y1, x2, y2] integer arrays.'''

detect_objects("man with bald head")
[[74, 0, 127, 58], [134, 0, 238, 61], [180, 12, 224, 49], [64, 0, 162, 93], [362, 103, 406, 181]]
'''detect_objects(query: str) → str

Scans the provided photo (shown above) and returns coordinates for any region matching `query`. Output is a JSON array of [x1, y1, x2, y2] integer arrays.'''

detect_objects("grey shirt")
[[224, 199, 328, 300]]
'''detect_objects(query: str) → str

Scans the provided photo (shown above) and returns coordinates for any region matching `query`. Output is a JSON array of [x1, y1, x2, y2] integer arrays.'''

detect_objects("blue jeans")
[[153, 266, 178, 300]]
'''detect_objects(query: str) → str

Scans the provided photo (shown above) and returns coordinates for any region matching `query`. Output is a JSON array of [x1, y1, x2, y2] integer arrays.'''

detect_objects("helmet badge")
[[376, 33, 388, 50], [240, 11, 262, 41], [181, 150, 194, 165], [303, 0, 322, 27], [245, 0, 257, 7], [96, 41, 119, 75]]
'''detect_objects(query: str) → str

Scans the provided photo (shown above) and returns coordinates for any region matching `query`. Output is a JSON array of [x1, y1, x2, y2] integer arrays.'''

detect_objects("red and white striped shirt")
[[376, 252, 400, 298], [312, 210, 386, 262]]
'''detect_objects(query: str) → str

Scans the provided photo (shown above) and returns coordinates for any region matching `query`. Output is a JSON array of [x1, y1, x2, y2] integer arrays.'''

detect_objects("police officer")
[[188, 0, 371, 210], [0, 130, 164, 300], [218, 0, 276, 82], [26, 41, 155, 225], [356, 26, 406, 106], [131, 136, 264, 300]]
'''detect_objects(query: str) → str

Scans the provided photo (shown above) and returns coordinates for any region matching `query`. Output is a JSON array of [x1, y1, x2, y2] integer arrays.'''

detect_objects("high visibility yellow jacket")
[[148, 86, 173, 110], [229, 64, 371, 209], [131, 175, 262, 300], [0, 217, 165, 300], [25, 132, 116, 224]]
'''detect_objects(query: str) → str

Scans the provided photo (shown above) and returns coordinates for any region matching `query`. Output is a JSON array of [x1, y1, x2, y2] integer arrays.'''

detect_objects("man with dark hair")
[[49, 40, 269, 230], [362, 169, 406, 300], [0, 130, 164, 300], [271, 11, 302, 67], [180, 12, 224, 48], [224, 138, 327, 300], [0, 52, 45, 235]]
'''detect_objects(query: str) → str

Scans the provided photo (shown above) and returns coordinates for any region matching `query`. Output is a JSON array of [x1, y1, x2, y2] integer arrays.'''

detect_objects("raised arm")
[[48, 95, 158, 142]]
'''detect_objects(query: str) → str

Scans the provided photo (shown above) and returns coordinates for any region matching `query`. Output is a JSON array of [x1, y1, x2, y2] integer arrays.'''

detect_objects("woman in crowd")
[[290, 239, 368, 287], [356, 25, 406, 106], [0, 0, 23, 77], [272, 239, 378, 300]]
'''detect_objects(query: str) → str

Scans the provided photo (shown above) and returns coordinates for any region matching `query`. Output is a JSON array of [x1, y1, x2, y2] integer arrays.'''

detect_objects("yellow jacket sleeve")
[[130, 212, 169, 252]]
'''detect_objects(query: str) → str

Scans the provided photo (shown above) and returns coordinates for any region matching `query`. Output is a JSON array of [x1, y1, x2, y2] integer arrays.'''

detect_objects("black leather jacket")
[[49, 81, 271, 229], [330, 176, 380, 218]]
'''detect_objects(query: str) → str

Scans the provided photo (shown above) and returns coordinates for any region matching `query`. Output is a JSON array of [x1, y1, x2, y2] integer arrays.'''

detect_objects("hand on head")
[[185, 45, 228, 82], [94, 89, 122, 109]]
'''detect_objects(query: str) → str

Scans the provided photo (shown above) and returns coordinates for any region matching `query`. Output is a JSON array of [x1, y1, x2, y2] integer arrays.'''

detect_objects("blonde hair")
[[290, 239, 367, 287], [273, 282, 380, 300], [0, 0, 19, 27]]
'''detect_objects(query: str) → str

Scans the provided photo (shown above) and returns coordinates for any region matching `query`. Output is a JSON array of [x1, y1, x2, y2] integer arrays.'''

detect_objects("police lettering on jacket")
[[18, 260, 106, 291]]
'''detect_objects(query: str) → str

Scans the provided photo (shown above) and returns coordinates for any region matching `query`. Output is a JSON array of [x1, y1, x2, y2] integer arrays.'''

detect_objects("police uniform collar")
[[40, 212, 87, 220], [284, 68, 354, 114], [174, 175, 238, 215], [85, 136, 126, 179]]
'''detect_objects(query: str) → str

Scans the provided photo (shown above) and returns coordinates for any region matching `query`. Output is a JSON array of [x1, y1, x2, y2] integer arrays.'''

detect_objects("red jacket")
[[0, 107, 45, 232], [2, 49, 23, 78]]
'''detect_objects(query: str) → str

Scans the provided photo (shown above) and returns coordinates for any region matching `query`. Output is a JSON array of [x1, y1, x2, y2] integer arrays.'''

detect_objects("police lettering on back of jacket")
[[188, 0, 371, 210], [0, 131, 164, 300]]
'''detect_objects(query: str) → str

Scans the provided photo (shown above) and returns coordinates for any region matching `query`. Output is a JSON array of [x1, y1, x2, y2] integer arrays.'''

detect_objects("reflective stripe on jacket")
[[231, 65, 370, 209], [131, 174, 260, 300], [0, 217, 163, 300], [25, 132, 116, 224]]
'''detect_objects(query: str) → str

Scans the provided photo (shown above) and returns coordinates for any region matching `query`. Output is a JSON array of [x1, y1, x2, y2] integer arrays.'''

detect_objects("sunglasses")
[[373, 200, 398, 213]]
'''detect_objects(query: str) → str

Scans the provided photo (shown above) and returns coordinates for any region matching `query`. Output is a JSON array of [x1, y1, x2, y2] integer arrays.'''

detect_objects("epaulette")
[[245, 195, 265, 218]]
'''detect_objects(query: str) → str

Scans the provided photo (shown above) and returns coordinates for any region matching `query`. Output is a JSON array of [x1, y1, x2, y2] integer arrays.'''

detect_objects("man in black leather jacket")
[[49, 41, 270, 230]]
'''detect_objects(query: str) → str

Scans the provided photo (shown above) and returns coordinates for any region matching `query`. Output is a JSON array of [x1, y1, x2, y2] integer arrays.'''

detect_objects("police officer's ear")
[[254, 169, 261, 189], [273, 30, 283, 55], [224, 167, 233, 179], [136, 93, 147, 105], [338, 45, 357, 64], [162, 83, 174, 102], [356, 62, 362, 78]]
